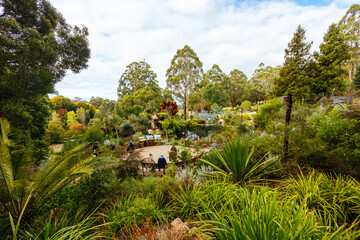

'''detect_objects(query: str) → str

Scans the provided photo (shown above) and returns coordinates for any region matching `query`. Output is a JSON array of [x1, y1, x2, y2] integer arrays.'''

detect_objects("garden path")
[[135, 145, 209, 162], [135, 145, 173, 162]]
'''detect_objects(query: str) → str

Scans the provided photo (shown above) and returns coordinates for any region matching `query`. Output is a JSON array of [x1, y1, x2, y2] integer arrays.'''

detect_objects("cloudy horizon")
[[50, 0, 358, 101]]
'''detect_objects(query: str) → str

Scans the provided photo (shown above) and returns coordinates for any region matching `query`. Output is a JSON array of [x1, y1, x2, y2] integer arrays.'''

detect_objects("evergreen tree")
[[202, 64, 227, 84], [274, 25, 314, 102], [338, 4, 360, 81], [250, 63, 280, 103], [227, 69, 249, 108], [117, 60, 159, 99], [353, 64, 360, 90], [315, 23, 350, 97], [0, 0, 90, 142], [166, 45, 203, 119]]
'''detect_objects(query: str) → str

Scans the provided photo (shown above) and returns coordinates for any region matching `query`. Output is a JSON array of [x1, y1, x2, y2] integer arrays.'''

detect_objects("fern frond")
[[0, 117, 11, 144]]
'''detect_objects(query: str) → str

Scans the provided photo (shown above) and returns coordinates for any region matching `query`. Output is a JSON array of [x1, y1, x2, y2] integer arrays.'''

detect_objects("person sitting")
[[149, 153, 156, 163], [157, 154, 167, 173], [170, 145, 177, 153], [92, 142, 100, 157], [127, 141, 135, 152], [149, 153, 156, 172]]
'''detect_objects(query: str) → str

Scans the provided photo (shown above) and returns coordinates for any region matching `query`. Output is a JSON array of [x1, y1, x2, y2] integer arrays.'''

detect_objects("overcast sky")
[[50, 0, 358, 101]]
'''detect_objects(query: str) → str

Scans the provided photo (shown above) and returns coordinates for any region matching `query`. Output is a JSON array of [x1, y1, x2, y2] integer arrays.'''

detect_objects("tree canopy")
[[117, 60, 159, 99], [338, 4, 360, 81], [273, 25, 314, 102], [315, 23, 349, 97], [166, 45, 203, 119], [0, 0, 90, 142]]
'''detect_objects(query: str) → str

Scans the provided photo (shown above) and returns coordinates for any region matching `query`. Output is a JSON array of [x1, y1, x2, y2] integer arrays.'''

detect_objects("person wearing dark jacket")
[[157, 154, 167, 173], [127, 141, 135, 151], [158, 155, 167, 164]]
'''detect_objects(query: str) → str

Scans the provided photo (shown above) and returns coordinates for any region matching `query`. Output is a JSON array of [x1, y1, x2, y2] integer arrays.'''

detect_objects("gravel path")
[[135, 145, 211, 163]]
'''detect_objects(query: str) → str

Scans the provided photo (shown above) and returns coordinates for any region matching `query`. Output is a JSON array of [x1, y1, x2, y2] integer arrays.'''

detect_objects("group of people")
[[149, 153, 167, 164]]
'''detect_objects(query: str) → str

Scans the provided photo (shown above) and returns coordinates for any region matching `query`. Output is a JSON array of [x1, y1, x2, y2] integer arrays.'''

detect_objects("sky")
[[49, 0, 358, 101]]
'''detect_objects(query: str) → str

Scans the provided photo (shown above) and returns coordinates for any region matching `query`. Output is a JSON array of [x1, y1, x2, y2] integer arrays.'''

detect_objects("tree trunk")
[[349, 66, 352, 82], [184, 93, 187, 120], [200, 90, 204, 113], [354, 42, 359, 80], [283, 93, 292, 163]]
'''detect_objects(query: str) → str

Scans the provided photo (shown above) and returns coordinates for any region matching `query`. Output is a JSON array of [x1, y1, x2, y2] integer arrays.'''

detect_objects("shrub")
[[115, 159, 141, 181], [67, 123, 88, 137], [85, 125, 104, 143], [237, 122, 249, 134], [117, 138, 126, 146], [104, 139, 116, 149], [118, 177, 157, 197], [121, 121, 135, 137], [284, 170, 360, 228], [253, 98, 283, 130], [50, 168, 120, 212], [240, 100, 251, 112], [104, 195, 164, 235], [200, 139, 278, 184], [170, 185, 204, 221], [200, 183, 360, 239]]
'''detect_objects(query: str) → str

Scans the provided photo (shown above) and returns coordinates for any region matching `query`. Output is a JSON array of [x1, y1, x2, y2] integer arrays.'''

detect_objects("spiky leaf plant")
[[200, 139, 278, 183], [0, 117, 93, 233]]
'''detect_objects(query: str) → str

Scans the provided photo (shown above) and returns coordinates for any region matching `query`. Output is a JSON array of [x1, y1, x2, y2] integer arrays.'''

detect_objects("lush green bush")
[[120, 120, 135, 137], [283, 170, 360, 228], [22, 208, 106, 240], [202, 186, 360, 239], [253, 98, 283, 130], [104, 195, 165, 235], [118, 177, 157, 197], [115, 159, 141, 181], [49, 168, 120, 213], [84, 125, 104, 143]]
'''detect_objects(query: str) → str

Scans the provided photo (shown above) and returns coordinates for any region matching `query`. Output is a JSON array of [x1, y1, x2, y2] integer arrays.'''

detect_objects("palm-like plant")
[[0, 118, 92, 224], [200, 139, 278, 183]]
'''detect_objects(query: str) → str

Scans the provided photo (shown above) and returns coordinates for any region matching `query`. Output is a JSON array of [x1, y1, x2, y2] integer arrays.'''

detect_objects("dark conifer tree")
[[315, 23, 350, 97], [273, 25, 314, 102]]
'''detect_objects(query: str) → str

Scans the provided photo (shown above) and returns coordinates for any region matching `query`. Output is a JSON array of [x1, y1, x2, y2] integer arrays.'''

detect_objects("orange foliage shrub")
[[68, 123, 88, 135]]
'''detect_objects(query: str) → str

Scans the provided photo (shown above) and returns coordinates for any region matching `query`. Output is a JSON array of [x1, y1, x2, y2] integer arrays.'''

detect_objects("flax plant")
[[202, 186, 360, 239], [284, 170, 360, 228], [200, 139, 278, 184]]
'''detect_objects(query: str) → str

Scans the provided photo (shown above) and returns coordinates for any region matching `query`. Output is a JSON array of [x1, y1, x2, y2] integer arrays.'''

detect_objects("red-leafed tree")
[[160, 100, 179, 116], [56, 109, 67, 118]]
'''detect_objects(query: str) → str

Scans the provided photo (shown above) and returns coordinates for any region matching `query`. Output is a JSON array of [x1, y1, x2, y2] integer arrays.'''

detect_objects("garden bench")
[[141, 162, 155, 175], [175, 161, 185, 169], [140, 162, 168, 175]]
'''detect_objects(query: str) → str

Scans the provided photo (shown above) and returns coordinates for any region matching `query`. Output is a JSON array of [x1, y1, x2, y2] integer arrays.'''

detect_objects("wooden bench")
[[141, 162, 155, 175], [141, 162, 168, 175], [175, 161, 185, 169]]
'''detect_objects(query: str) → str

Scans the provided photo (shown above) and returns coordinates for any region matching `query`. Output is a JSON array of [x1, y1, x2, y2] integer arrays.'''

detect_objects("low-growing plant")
[[104, 139, 116, 149], [103, 195, 165, 235], [284, 170, 360, 228], [200, 139, 278, 184], [22, 207, 107, 240], [49, 168, 120, 213], [201, 186, 360, 239], [170, 185, 204, 221], [118, 177, 157, 197]]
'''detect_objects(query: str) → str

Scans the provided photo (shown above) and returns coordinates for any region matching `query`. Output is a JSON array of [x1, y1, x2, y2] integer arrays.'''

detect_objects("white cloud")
[[50, 0, 358, 100]]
